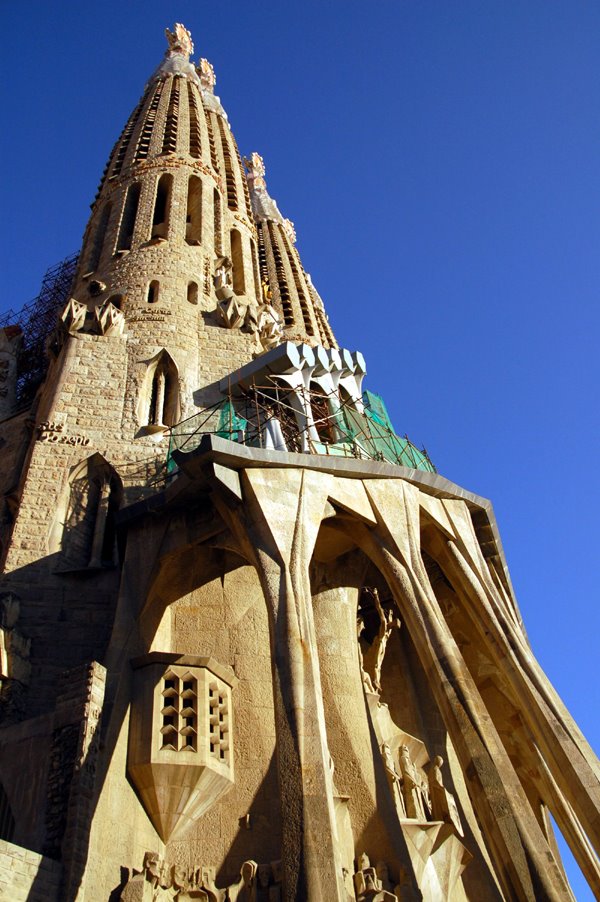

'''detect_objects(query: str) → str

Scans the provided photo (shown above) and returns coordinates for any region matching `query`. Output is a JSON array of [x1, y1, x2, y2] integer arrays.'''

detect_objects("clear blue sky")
[[1, 3, 598, 896]]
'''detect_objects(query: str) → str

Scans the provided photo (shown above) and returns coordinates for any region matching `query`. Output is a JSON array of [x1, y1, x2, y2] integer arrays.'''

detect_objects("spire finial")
[[197, 58, 216, 92], [244, 152, 266, 190], [165, 23, 194, 58]]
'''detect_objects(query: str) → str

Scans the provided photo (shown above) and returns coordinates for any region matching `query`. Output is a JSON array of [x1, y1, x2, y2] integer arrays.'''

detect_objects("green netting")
[[165, 389, 435, 476]]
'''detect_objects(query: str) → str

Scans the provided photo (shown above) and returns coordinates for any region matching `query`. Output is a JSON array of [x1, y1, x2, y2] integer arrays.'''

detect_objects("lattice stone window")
[[160, 670, 198, 751], [128, 653, 237, 842], [208, 680, 230, 763]]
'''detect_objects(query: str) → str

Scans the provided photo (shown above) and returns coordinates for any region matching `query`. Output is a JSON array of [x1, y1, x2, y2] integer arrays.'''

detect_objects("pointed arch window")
[[152, 174, 173, 239], [54, 455, 123, 572], [141, 351, 181, 431]]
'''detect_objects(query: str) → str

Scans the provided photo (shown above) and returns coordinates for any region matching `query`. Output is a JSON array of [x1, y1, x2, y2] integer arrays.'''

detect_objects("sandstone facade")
[[0, 22, 598, 902]]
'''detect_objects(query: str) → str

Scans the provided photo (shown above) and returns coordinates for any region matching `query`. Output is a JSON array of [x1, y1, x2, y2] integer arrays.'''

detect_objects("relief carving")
[[120, 853, 283, 902]]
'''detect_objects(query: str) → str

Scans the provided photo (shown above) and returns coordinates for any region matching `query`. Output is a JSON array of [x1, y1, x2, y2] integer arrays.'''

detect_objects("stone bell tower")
[[0, 21, 598, 902]]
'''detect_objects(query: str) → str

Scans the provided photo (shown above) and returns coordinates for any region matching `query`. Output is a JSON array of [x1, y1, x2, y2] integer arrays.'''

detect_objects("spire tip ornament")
[[165, 23, 194, 58]]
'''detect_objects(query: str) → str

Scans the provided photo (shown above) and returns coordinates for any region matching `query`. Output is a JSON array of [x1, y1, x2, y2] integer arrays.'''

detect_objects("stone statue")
[[227, 860, 258, 901], [256, 301, 283, 352], [428, 755, 464, 836], [214, 257, 233, 300], [381, 742, 406, 818], [399, 745, 426, 820], [354, 853, 397, 901], [356, 615, 377, 694], [364, 589, 401, 692], [261, 279, 272, 303]]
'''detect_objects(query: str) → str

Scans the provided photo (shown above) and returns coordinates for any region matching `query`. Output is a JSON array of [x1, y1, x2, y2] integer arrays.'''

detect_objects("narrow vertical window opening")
[[135, 81, 165, 161], [162, 78, 180, 155], [186, 176, 202, 244], [87, 202, 111, 272], [186, 82, 202, 159], [230, 229, 245, 295], [116, 182, 141, 252], [187, 282, 198, 305], [152, 174, 173, 239], [217, 117, 238, 210], [213, 189, 222, 256], [147, 280, 159, 304]]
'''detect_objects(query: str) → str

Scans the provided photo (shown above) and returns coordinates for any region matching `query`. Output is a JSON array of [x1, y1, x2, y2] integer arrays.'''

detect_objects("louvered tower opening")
[[266, 222, 294, 326], [233, 140, 252, 218], [86, 202, 112, 273], [280, 230, 315, 336], [162, 78, 180, 154], [186, 81, 202, 159], [94, 86, 151, 200], [256, 222, 269, 285], [135, 81, 165, 161], [250, 238, 261, 299], [110, 85, 151, 178], [214, 188, 223, 256], [217, 117, 238, 211], [204, 109, 220, 172]]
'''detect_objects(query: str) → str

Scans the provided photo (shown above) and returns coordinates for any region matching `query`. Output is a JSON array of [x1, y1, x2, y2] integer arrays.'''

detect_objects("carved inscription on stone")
[[37, 422, 90, 447]]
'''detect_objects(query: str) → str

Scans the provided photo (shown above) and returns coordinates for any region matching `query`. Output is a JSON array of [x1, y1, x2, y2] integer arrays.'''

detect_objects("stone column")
[[214, 466, 346, 902], [425, 516, 600, 856], [350, 478, 573, 902]]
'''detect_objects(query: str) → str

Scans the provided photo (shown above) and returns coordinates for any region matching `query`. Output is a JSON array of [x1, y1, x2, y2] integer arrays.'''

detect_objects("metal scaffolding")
[[168, 378, 436, 475], [0, 253, 78, 411]]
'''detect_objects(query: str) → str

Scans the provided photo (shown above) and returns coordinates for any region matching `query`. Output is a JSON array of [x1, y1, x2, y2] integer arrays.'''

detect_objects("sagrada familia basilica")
[[0, 23, 598, 902]]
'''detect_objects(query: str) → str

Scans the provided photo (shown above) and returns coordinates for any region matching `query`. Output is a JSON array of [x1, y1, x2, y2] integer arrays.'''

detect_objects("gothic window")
[[147, 281, 159, 304], [142, 351, 180, 429], [186, 176, 202, 244], [87, 201, 111, 272], [116, 182, 141, 252], [230, 229, 245, 295], [151, 174, 173, 239], [55, 455, 122, 572]]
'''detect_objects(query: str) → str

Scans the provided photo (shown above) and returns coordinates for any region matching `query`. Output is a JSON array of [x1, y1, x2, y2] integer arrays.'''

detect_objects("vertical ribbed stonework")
[[68, 23, 268, 437], [246, 153, 337, 348]]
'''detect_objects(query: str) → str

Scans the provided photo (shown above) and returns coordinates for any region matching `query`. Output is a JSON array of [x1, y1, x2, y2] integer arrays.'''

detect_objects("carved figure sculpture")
[[218, 296, 246, 330], [428, 755, 464, 836], [399, 745, 426, 820], [356, 615, 377, 694], [354, 853, 397, 901], [227, 860, 258, 902], [256, 302, 283, 352], [364, 589, 401, 692], [381, 742, 406, 818], [214, 257, 234, 300]]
